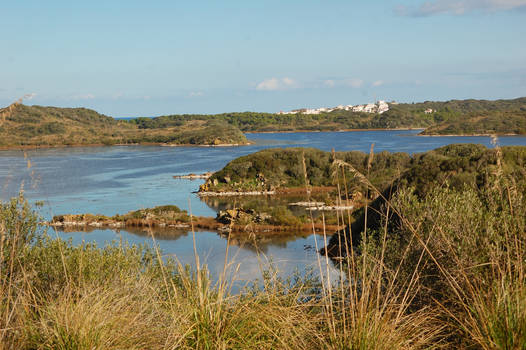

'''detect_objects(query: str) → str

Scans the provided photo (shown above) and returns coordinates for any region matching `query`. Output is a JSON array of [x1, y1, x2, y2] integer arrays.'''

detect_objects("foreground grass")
[[1, 144, 525, 349], [0, 195, 443, 349]]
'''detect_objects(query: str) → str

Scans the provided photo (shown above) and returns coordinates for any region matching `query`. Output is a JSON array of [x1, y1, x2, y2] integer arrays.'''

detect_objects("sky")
[[1, 0, 525, 117]]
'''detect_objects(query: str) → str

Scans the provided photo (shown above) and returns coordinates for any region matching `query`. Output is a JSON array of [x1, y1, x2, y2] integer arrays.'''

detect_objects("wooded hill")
[[141, 97, 526, 134], [0, 104, 248, 148], [200, 144, 526, 197]]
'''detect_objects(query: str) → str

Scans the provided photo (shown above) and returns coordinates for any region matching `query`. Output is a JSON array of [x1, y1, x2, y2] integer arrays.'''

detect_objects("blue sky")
[[1, 0, 525, 117]]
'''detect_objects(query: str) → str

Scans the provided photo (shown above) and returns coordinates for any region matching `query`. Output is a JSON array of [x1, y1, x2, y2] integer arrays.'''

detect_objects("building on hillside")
[[364, 103, 376, 113], [377, 100, 389, 114], [279, 101, 390, 115]]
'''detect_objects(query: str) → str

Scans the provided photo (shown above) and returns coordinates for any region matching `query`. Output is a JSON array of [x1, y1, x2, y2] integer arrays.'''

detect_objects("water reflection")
[[52, 224, 316, 255], [52, 226, 337, 286]]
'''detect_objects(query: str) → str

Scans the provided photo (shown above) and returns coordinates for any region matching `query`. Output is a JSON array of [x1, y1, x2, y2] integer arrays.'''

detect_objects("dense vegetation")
[[201, 143, 526, 196], [1, 143, 525, 347], [137, 96, 526, 134], [133, 109, 434, 132], [0, 104, 248, 148], [421, 109, 526, 135]]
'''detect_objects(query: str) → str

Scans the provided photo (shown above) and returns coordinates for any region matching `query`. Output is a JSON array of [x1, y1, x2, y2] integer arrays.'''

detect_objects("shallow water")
[[2, 130, 526, 282]]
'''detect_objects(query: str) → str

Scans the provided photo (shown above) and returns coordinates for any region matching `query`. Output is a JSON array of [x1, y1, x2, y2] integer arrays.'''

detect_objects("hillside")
[[420, 109, 526, 135], [131, 96, 526, 134], [141, 108, 434, 132], [0, 104, 248, 148], [199, 144, 526, 196], [2, 97, 525, 149]]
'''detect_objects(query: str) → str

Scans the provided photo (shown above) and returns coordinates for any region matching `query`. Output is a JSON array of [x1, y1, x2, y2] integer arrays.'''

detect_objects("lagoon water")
[[2, 130, 526, 283]]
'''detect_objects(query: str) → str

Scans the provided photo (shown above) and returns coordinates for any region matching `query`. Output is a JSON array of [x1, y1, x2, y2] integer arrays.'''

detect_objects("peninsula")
[[0, 103, 249, 148]]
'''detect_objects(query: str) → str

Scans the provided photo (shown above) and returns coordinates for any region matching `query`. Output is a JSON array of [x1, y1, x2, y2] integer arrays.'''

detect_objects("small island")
[[47, 204, 345, 240]]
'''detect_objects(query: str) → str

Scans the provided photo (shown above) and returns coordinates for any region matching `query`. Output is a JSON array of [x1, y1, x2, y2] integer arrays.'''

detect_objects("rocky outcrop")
[[216, 208, 272, 225], [198, 191, 276, 197], [173, 172, 213, 180]]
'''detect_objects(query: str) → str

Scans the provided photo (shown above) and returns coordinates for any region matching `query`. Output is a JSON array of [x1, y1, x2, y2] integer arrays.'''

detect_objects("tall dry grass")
[[0, 134, 524, 348]]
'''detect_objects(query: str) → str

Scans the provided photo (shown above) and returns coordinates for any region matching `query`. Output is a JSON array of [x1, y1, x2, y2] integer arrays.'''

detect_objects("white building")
[[364, 103, 376, 113], [278, 100, 390, 115], [377, 100, 389, 114]]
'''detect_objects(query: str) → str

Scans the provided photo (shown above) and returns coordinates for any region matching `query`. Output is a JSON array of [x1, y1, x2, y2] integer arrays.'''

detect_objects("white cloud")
[[398, 0, 526, 16], [343, 78, 364, 88], [256, 77, 298, 91], [321, 78, 365, 88], [372, 80, 385, 87], [188, 91, 204, 97], [23, 92, 37, 101]]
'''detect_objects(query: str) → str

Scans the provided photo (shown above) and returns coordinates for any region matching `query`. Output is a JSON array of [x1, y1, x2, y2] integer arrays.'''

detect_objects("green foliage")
[[422, 110, 526, 135], [124, 205, 189, 222], [385, 174, 526, 348], [204, 144, 526, 196], [0, 194, 40, 274]]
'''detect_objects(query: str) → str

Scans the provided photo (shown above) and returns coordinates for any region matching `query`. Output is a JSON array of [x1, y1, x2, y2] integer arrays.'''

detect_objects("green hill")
[[0, 104, 248, 148], [135, 97, 526, 134], [420, 110, 526, 135], [200, 144, 526, 196]]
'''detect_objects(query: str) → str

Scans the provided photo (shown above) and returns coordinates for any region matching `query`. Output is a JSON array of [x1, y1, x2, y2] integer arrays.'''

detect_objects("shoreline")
[[0, 141, 251, 151], [418, 132, 522, 137], [46, 217, 344, 236], [198, 190, 276, 197], [245, 127, 423, 134], [174, 172, 213, 180], [197, 186, 336, 197]]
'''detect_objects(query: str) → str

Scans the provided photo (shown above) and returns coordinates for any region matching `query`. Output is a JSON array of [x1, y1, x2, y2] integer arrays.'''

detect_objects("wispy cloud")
[[397, 0, 526, 16], [72, 93, 95, 100], [322, 78, 364, 88], [188, 91, 204, 97], [256, 77, 298, 91], [372, 80, 385, 87], [257, 76, 366, 91], [343, 78, 364, 88], [24, 92, 37, 100]]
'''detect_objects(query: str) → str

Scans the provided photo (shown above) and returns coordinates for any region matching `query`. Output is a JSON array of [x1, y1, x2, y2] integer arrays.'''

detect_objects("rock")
[[216, 208, 269, 225]]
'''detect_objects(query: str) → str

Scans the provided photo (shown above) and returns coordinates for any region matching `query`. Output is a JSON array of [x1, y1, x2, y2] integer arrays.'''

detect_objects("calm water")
[[2, 130, 526, 283]]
